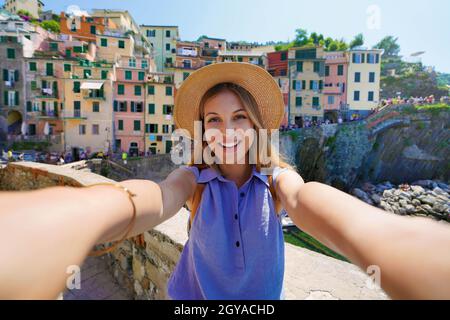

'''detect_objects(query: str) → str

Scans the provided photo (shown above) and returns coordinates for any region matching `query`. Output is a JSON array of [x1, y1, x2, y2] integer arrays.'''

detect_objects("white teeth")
[[219, 141, 239, 148]]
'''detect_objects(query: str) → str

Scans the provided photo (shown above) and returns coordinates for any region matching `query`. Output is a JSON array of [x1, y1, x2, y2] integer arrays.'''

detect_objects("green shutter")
[[148, 103, 155, 114], [29, 62, 37, 71], [118, 40, 125, 49], [135, 85, 141, 96], [64, 64, 71, 72], [292, 80, 296, 90], [73, 81, 80, 93], [4, 91, 8, 106], [148, 85, 155, 95], [101, 38, 108, 47], [7, 48, 15, 59], [125, 70, 132, 80], [138, 72, 145, 81], [113, 100, 118, 112], [118, 84, 124, 95], [15, 91, 19, 106], [26, 101, 32, 112], [3, 69, 8, 81]]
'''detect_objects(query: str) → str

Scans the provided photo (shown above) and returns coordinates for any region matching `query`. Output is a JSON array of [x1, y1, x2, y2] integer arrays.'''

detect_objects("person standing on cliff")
[[0, 62, 450, 300]]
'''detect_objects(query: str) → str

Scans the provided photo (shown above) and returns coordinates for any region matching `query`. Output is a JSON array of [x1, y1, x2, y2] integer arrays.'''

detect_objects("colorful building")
[[267, 50, 289, 126], [323, 51, 348, 122], [344, 48, 382, 119], [3, 0, 44, 18], [140, 25, 179, 72], [113, 55, 150, 156], [288, 46, 326, 126], [62, 59, 115, 157], [145, 72, 175, 155], [59, 12, 116, 43]]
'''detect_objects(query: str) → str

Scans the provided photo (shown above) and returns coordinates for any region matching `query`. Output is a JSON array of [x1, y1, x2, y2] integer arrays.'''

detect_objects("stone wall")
[[281, 105, 450, 191], [0, 161, 388, 300]]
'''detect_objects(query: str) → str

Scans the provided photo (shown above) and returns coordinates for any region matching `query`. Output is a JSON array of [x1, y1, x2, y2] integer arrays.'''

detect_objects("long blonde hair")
[[187, 82, 295, 173]]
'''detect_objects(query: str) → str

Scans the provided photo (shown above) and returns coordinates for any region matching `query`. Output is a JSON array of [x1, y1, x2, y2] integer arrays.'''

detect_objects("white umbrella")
[[21, 121, 27, 135], [43, 122, 50, 135]]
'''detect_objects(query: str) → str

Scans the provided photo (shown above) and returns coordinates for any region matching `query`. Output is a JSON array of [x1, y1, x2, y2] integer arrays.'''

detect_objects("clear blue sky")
[[43, 0, 450, 73]]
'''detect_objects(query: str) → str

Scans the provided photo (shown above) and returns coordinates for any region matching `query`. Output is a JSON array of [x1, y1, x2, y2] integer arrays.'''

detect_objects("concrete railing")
[[0, 162, 388, 300]]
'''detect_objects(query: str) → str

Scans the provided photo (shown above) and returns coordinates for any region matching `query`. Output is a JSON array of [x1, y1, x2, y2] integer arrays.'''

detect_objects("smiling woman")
[[0, 63, 450, 300]]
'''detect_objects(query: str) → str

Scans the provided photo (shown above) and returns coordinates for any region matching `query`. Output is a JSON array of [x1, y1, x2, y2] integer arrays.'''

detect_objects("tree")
[[293, 28, 309, 47], [374, 36, 400, 58], [349, 33, 364, 49], [40, 20, 60, 34]]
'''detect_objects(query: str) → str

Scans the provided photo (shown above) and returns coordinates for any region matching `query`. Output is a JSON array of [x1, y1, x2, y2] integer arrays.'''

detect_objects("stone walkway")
[[63, 256, 132, 300]]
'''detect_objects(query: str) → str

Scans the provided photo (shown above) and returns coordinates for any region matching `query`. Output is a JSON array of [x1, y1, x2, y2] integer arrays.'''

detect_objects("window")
[[92, 124, 99, 135], [368, 91, 374, 101], [337, 65, 344, 76], [64, 64, 71, 72], [313, 61, 320, 73], [138, 72, 145, 81], [118, 119, 123, 131], [100, 38, 108, 47], [31, 81, 37, 90], [129, 58, 136, 68], [92, 101, 99, 112], [280, 69, 287, 76], [79, 124, 86, 135], [367, 53, 377, 64], [133, 120, 141, 131], [117, 84, 125, 95], [7, 48, 15, 59], [369, 72, 375, 83], [118, 40, 125, 49], [312, 97, 320, 107], [163, 104, 173, 115], [26, 101, 32, 112], [134, 85, 142, 96], [46, 63, 54, 76], [183, 72, 189, 80], [101, 70, 108, 80], [165, 86, 172, 96], [162, 124, 169, 134], [354, 72, 361, 83], [125, 70, 132, 80], [165, 30, 171, 37], [280, 52, 287, 61], [119, 101, 127, 112], [295, 97, 302, 107], [310, 80, 319, 91], [354, 91, 360, 101], [29, 62, 37, 71], [84, 69, 91, 79], [146, 29, 156, 37], [296, 61, 303, 72], [148, 103, 155, 114], [49, 42, 58, 51], [135, 102, 143, 113], [149, 124, 158, 133], [147, 85, 155, 95], [166, 43, 170, 51], [73, 81, 80, 93], [328, 96, 335, 104], [141, 60, 148, 69], [90, 25, 96, 35], [325, 65, 330, 77]]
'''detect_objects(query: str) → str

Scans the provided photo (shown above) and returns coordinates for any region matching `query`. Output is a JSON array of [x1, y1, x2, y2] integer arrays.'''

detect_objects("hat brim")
[[174, 62, 285, 138]]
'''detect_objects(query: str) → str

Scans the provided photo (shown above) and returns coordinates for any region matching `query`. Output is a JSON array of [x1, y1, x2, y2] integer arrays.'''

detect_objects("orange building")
[[59, 12, 117, 42]]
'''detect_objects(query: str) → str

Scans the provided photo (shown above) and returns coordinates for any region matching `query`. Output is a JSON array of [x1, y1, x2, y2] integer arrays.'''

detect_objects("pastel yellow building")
[[288, 46, 326, 126], [144, 72, 175, 154], [3, 0, 43, 18], [62, 59, 115, 157], [96, 33, 134, 63], [345, 49, 382, 117]]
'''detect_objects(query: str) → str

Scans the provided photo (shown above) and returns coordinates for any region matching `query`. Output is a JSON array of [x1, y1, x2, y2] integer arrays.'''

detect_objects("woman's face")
[[203, 89, 255, 164]]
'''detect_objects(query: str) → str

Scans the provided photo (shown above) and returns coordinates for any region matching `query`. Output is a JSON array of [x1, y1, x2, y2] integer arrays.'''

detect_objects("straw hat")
[[174, 62, 285, 138]]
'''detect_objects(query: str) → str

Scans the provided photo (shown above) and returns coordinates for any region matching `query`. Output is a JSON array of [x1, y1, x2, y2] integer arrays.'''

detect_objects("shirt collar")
[[198, 165, 270, 187]]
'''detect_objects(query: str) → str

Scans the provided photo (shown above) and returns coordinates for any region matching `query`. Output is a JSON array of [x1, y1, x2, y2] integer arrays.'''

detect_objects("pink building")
[[323, 51, 348, 121], [113, 56, 150, 155]]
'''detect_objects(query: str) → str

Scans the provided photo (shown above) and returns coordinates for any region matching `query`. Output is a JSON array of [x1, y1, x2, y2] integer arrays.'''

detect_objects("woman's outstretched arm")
[[276, 171, 450, 299], [0, 167, 196, 299]]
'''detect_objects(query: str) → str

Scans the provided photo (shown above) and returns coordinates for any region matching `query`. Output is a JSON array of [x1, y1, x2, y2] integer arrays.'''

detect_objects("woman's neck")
[[218, 163, 253, 189]]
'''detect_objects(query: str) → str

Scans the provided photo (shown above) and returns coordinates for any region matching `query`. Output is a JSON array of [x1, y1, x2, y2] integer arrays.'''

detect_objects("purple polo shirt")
[[167, 164, 288, 300]]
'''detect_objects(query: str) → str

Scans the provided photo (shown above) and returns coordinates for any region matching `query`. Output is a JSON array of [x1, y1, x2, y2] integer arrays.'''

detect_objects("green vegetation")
[[282, 130, 300, 141], [284, 229, 348, 262], [415, 121, 426, 130], [40, 20, 60, 33], [275, 28, 350, 52], [10, 141, 51, 151]]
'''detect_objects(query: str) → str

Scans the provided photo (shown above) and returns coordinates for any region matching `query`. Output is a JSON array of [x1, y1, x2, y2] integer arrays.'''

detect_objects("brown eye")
[[207, 117, 220, 123]]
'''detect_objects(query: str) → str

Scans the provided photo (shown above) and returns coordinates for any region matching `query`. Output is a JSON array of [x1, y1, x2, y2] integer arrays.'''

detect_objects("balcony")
[[322, 86, 342, 95], [4, 80, 16, 88], [63, 110, 87, 120], [147, 73, 174, 84], [39, 109, 59, 118], [84, 91, 105, 100], [177, 49, 198, 57], [36, 88, 58, 99]]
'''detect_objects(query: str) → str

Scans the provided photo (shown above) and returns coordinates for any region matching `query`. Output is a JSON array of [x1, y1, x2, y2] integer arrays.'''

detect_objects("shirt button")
[[234, 214, 238, 220], [236, 241, 240, 247]]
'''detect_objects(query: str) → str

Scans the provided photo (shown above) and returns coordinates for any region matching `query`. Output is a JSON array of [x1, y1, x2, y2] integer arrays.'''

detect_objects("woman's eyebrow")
[[233, 109, 247, 113], [204, 112, 219, 117]]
